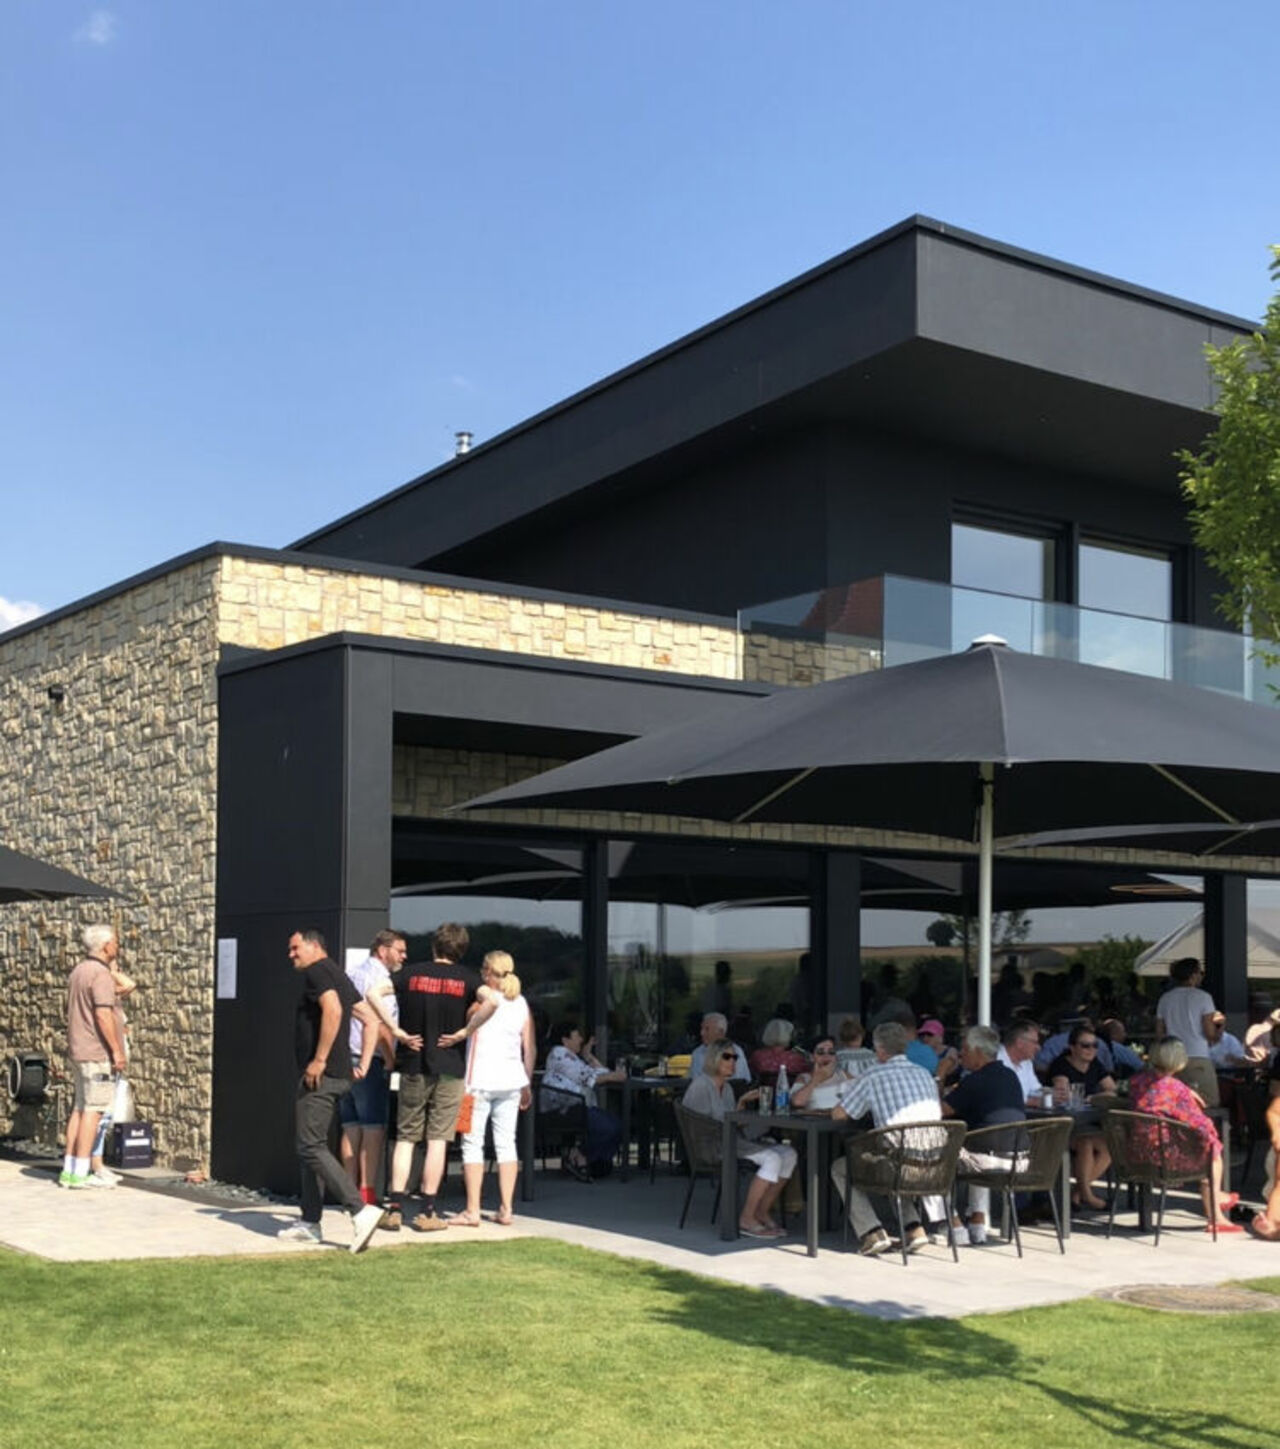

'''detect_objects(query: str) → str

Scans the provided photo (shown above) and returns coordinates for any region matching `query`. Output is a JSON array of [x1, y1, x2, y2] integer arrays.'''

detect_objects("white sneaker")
[[83, 1171, 119, 1189], [349, 1203, 384, 1254], [94, 1167, 123, 1184], [967, 1220, 988, 1246], [277, 1222, 322, 1244]]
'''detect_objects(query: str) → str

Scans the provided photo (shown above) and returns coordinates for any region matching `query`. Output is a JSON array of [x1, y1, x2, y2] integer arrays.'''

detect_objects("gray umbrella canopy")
[[0, 844, 112, 904], [461, 642, 1280, 1021], [1010, 819, 1280, 861]]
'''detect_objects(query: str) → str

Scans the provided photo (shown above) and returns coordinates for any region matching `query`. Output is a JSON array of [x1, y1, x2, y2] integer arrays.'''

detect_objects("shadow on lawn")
[[637, 1264, 1280, 1448]]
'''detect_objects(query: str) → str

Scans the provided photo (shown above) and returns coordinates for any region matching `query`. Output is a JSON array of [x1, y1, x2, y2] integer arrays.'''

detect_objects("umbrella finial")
[[968, 634, 1010, 650]]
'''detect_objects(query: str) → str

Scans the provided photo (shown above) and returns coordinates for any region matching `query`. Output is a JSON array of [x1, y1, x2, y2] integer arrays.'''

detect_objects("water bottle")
[[775, 1064, 790, 1114]]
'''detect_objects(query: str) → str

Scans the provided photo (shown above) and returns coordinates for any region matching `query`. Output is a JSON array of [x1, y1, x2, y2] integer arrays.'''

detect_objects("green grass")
[[3, 1240, 1278, 1449]]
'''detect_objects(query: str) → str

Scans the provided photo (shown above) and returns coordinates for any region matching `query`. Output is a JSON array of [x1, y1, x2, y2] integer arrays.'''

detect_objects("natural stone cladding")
[[4, 547, 1260, 1168], [0, 557, 222, 1170]]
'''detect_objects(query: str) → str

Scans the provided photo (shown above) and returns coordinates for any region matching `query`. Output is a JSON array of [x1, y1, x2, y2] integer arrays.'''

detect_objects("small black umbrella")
[[0, 844, 112, 904], [459, 641, 1280, 1021]]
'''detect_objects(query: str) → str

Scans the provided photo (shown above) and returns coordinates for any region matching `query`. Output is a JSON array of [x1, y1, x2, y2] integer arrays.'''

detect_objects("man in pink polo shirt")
[[61, 924, 127, 1189]]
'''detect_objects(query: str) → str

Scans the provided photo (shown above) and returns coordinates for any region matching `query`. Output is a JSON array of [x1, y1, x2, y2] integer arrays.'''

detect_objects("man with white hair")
[[830, 1020, 946, 1256], [60, 925, 127, 1189], [688, 1012, 749, 1082]]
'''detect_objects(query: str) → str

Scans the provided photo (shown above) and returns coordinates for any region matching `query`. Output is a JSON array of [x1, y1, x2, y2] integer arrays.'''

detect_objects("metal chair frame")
[[956, 1116, 1073, 1257]]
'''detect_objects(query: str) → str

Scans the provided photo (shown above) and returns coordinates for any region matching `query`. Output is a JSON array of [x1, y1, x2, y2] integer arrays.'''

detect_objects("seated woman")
[[1049, 1023, 1118, 1211], [747, 1018, 809, 1081], [684, 1039, 798, 1239], [791, 1036, 849, 1110], [540, 1023, 624, 1181], [1129, 1036, 1240, 1232]]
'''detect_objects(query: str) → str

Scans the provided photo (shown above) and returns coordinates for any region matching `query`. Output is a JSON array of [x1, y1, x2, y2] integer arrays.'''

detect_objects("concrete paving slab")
[[3, 1157, 1277, 1320]]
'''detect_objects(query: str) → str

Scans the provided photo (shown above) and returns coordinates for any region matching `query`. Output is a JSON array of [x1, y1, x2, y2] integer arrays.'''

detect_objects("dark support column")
[[583, 838, 610, 1049], [339, 650, 395, 958], [811, 851, 862, 1036], [1203, 872, 1249, 1025]]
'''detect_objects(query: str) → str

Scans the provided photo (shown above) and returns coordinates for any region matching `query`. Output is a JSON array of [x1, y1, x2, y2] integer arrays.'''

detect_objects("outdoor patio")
[[3, 1151, 1274, 1321]]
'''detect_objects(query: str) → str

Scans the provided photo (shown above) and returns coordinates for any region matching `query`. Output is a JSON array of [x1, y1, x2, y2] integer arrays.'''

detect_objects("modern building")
[[0, 217, 1269, 1190]]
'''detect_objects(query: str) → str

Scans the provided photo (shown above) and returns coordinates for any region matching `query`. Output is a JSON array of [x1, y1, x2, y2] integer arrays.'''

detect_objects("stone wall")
[[0, 559, 222, 1169], [218, 556, 746, 679]]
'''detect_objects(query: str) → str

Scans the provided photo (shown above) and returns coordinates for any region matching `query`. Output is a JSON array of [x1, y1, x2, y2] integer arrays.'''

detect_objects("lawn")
[[3, 1239, 1276, 1449]]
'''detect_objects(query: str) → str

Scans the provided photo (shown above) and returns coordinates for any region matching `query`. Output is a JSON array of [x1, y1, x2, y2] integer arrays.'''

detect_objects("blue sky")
[[2, 1, 1277, 625]]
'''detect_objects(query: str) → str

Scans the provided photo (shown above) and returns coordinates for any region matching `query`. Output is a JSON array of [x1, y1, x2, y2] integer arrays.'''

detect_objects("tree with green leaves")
[[1180, 246, 1280, 652]]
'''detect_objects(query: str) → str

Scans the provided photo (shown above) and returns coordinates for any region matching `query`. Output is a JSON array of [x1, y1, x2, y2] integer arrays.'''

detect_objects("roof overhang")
[[294, 217, 1253, 571]]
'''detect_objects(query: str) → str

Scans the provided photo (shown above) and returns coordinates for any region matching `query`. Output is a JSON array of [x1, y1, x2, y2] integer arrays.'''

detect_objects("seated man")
[[996, 1019, 1044, 1102], [1207, 1012, 1248, 1069], [830, 1020, 946, 1256], [1098, 1018, 1145, 1078], [688, 1011, 750, 1082], [939, 1024, 1025, 1244]]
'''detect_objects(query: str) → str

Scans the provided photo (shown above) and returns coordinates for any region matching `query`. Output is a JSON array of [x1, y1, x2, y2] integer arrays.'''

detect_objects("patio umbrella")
[[1008, 818, 1280, 861], [0, 844, 112, 904], [457, 640, 1280, 1023]]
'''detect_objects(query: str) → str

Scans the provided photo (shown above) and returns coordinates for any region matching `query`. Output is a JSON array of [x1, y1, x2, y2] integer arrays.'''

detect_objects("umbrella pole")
[[978, 762, 994, 1026]]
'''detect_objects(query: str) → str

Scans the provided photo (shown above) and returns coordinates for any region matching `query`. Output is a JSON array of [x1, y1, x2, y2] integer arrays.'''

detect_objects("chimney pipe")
[[454, 430, 473, 457]]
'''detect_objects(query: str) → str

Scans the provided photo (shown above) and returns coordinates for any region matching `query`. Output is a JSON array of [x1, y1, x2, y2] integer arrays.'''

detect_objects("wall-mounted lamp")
[[47, 684, 65, 705]]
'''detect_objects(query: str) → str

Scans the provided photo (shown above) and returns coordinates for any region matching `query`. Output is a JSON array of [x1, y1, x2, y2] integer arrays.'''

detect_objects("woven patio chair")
[[1102, 1108, 1218, 1245], [841, 1120, 967, 1265], [957, 1115, 1073, 1256]]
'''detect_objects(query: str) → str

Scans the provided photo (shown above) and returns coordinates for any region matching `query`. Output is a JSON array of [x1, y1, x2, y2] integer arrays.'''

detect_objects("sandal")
[[449, 1212, 482, 1227], [738, 1223, 778, 1239], [494, 1208, 514, 1226]]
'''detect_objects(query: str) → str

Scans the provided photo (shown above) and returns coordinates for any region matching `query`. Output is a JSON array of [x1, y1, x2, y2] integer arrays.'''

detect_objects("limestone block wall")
[[0, 559, 222, 1169], [741, 629, 879, 686], [218, 556, 747, 679]]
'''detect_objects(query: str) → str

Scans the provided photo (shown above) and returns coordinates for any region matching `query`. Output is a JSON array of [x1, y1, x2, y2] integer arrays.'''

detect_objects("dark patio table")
[[604, 1074, 686, 1182], [719, 1108, 851, 1257]]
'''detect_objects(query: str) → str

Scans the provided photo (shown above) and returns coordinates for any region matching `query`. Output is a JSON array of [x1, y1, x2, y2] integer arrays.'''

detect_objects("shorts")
[[340, 1056, 390, 1127], [396, 1072, 465, 1143], [72, 1059, 114, 1114]]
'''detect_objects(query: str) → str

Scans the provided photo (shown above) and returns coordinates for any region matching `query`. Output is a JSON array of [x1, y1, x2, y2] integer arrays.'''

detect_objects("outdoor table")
[[606, 1074, 686, 1182], [719, 1108, 851, 1257]]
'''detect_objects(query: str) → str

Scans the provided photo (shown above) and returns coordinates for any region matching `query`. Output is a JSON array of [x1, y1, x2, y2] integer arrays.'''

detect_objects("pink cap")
[[919, 1019, 945, 1038]]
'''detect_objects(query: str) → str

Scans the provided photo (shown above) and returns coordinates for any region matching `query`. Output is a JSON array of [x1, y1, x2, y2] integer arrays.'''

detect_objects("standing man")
[[374, 924, 483, 1232], [60, 924, 127, 1189], [278, 929, 384, 1252], [1155, 957, 1220, 1106], [340, 929, 408, 1207]]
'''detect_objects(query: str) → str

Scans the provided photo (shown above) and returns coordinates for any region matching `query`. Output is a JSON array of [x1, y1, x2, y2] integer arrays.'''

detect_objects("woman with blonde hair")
[[440, 950, 535, 1225]]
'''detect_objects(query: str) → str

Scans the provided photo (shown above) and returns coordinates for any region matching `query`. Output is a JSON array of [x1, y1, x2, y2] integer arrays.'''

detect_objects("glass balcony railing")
[[738, 574, 1280, 702]]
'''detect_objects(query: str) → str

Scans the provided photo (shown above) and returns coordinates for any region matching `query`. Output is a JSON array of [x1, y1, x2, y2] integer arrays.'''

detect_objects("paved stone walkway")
[[4, 1157, 1278, 1320]]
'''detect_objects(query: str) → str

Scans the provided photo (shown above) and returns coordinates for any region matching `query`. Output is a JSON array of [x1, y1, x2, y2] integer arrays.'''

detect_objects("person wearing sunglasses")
[[1048, 1024, 1117, 1211], [682, 1039, 797, 1238], [791, 1037, 849, 1111]]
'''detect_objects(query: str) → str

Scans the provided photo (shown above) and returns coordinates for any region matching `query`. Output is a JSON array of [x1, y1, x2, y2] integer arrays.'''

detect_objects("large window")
[[951, 521, 1057, 654], [389, 831, 585, 1041], [1077, 539, 1173, 677]]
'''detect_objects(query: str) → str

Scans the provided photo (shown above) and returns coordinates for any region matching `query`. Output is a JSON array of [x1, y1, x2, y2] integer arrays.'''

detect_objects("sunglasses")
[[719, 1051, 737, 1060], [1077, 1040, 1099, 1050], [814, 1048, 836, 1056]]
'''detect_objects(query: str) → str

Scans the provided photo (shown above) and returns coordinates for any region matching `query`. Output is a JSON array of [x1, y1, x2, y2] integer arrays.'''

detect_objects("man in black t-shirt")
[[372, 923, 489, 1231], [940, 1024, 1025, 1245], [279, 929, 385, 1252]]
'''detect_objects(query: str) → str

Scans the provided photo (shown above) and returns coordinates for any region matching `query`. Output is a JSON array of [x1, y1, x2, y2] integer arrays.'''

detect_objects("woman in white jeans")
[[683, 1038, 798, 1238], [441, 950, 535, 1226]]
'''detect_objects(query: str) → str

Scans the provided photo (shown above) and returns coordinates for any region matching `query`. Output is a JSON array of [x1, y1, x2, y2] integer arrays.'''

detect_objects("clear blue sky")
[[3, 1, 1277, 624]]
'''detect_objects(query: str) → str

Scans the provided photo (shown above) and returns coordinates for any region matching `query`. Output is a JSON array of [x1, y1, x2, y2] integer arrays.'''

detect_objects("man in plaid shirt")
[[832, 1020, 947, 1256]]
